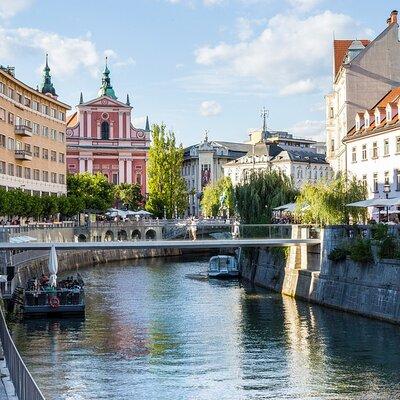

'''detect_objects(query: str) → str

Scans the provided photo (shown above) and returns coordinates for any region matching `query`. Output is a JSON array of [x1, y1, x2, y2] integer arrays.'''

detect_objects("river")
[[9, 255, 400, 400]]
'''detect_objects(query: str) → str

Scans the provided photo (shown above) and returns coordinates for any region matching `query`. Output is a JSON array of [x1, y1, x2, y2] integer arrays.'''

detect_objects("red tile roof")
[[333, 39, 370, 78], [344, 87, 400, 141]]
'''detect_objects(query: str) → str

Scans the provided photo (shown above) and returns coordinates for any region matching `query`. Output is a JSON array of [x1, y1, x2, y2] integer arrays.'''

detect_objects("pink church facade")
[[66, 62, 150, 194]]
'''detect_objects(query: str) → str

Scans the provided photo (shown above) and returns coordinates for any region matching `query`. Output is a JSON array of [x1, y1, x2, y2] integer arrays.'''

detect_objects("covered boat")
[[208, 255, 239, 279], [22, 246, 85, 317]]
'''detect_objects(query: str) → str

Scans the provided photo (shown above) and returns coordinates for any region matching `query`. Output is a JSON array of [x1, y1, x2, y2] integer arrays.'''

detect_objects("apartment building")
[[0, 57, 70, 195]]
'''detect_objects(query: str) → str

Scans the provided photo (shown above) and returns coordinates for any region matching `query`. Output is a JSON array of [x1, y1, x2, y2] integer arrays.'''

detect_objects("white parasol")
[[48, 245, 58, 288]]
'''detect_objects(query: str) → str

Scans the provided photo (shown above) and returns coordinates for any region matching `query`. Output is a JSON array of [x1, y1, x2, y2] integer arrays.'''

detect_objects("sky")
[[0, 0, 398, 146]]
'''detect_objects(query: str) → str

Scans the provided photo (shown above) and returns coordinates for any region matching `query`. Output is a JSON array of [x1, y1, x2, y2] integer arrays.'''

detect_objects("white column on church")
[[79, 111, 84, 137], [119, 159, 125, 183], [87, 111, 92, 138], [125, 113, 130, 138], [79, 158, 85, 173], [126, 160, 132, 183], [118, 112, 123, 139], [87, 158, 93, 174]]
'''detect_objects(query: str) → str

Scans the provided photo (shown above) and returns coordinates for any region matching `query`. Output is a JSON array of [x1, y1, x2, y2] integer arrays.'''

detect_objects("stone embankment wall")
[[242, 226, 400, 324], [13, 248, 181, 287]]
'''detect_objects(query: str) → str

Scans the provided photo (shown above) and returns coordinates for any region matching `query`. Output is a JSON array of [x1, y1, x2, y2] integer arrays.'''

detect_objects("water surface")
[[10, 256, 400, 400]]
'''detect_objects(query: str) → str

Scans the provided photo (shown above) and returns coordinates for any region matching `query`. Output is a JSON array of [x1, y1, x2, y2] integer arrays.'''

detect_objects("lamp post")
[[163, 205, 166, 220], [383, 183, 391, 222]]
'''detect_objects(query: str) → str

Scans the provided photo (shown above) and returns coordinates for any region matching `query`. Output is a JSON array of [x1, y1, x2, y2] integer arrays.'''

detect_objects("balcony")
[[14, 149, 32, 161], [14, 125, 32, 137]]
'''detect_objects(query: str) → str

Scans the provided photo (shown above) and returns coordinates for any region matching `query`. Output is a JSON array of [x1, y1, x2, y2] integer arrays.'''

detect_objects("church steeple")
[[97, 57, 117, 99], [39, 53, 57, 98], [145, 116, 150, 132], [126, 94, 130, 106], [79, 92, 83, 104]]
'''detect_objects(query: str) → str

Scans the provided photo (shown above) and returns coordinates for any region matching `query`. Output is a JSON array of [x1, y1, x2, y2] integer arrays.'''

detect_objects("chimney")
[[388, 10, 398, 25]]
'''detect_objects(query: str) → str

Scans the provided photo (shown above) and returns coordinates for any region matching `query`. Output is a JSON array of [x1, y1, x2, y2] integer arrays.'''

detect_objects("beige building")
[[326, 10, 400, 174], [0, 58, 70, 195]]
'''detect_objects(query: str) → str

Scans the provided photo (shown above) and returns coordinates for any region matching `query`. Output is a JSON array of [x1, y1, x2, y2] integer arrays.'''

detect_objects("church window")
[[101, 121, 110, 140]]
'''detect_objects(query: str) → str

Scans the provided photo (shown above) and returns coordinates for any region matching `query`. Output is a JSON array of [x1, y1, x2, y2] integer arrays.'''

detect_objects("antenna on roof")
[[260, 107, 269, 134]]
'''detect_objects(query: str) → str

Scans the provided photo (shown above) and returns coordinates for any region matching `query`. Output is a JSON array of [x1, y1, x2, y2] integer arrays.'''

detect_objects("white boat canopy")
[[48, 245, 58, 288]]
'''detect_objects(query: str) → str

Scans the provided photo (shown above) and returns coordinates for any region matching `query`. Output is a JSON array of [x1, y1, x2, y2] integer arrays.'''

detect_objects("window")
[[356, 119, 360, 131], [32, 123, 39, 135], [42, 126, 49, 137], [362, 175, 367, 188], [373, 173, 378, 193], [0, 83, 4, 94], [24, 167, 31, 179], [51, 172, 57, 183], [365, 115, 370, 128], [384, 139, 389, 156], [372, 142, 378, 158], [24, 143, 30, 152], [16, 93, 23, 104], [397, 137, 400, 153], [42, 171, 48, 182], [24, 119, 31, 128], [7, 138, 14, 150], [24, 97, 31, 108], [362, 144, 367, 160], [330, 139, 334, 152], [136, 173, 142, 185], [59, 174, 65, 184], [8, 112, 14, 125], [31, 101, 39, 111], [50, 151, 57, 162], [50, 129, 57, 140], [0, 161, 5, 174], [59, 132, 65, 142], [58, 153, 65, 163], [42, 105, 49, 115], [50, 108, 56, 118], [59, 112, 65, 121], [15, 116, 23, 126], [42, 148, 48, 160], [384, 171, 390, 185], [33, 146, 40, 157], [351, 147, 357, 163], [7, 164, 14, 176], [15, 140, 22, 151], [375, 114, 380, 126], [329, 107, 334, 118], [397, 170, 400, 191], [33, 169, 40, 180], [101, 121, 110, 140], [8, 88, 14, 99], [387, 108, 392, 121], [0, 108, 5, 121], [16, 165, 22, 178], [0, 134, 5, 148]]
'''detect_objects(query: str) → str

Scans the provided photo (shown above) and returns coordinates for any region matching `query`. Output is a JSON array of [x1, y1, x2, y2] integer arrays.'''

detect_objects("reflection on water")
[[9, 256, 400, 400]]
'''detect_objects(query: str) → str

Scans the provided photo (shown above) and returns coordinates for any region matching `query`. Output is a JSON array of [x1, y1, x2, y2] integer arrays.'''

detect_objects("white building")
[[326, 10, 400, 174], [344, 87, 400, 203], [182, 134, 250, 216], [223, 132, 331, 188]]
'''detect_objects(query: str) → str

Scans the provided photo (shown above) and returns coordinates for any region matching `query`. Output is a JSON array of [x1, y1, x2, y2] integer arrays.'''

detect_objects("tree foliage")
[[295, 174, 367, 225], [146, 124, 188, 218], [114, 183, 144, 211], [67, 172, 114, 212], [201, 177, 233, 217], [234, 171, 297, 224]]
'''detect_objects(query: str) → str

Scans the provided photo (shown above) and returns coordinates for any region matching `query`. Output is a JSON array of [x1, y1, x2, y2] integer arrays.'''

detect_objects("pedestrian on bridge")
[[232, 219, 240, 239], [189, 218, 197, 241]]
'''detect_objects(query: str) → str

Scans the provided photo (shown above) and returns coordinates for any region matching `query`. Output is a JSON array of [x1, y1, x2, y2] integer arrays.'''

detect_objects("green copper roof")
[[97, 57, 117, 100], [39, 54, 57, 97]]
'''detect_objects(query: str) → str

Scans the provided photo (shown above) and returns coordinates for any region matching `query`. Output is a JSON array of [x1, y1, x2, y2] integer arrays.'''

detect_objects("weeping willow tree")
[[295, 174, 367, 225], [234, 170, 297, 224]]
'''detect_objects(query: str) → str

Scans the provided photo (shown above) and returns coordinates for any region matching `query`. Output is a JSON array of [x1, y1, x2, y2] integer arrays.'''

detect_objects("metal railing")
[[0, 306, 45, 400]]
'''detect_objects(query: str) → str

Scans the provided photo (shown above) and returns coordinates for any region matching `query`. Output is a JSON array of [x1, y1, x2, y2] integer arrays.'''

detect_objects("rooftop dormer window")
[[387, 108, 392, 122], [365, 115, 370, 128]]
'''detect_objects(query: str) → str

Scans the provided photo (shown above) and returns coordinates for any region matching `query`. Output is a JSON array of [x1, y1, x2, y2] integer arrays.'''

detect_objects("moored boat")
[[208, 255, 239, 279]]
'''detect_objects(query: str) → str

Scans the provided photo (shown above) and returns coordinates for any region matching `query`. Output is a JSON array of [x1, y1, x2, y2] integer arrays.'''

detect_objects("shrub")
[[328, 247, 349, 262], [371, 223, 388, 241], [378, 235, 398, 259], [349, 239, 373, 264]]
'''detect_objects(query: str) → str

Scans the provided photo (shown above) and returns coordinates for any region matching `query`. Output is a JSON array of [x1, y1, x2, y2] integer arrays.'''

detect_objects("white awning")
[[273, 203, 296, 212], [347, 198, 391, 207]]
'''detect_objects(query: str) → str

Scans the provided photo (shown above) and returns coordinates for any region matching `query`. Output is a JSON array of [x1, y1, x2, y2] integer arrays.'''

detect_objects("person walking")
[[232, 219, 240, 239]]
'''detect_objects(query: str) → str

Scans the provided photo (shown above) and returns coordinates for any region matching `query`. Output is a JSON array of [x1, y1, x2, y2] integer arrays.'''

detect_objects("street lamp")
[[383, 183, 391, 222], [163, 205, 167, 220]]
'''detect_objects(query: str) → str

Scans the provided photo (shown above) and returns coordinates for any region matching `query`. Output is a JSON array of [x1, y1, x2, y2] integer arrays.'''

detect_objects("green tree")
[[114, 183, 144, 210], [295, 174, 367, 225], [201, 177, 234, 217], [146, 124, 188, 218], [234, 170, 297, 224], [67, 172, 114, 212]]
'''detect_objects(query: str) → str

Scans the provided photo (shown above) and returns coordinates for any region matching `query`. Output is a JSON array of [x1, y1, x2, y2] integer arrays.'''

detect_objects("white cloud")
[[0, 26, 100, 77], [193, 11, 372, 96], [236, 17, 253, 41], [289, 120, 325, 141], [200, 100, 222, 116], [287, 0, 322, 12], [114, 57, 136, 68], [0, 0, 33, 19]]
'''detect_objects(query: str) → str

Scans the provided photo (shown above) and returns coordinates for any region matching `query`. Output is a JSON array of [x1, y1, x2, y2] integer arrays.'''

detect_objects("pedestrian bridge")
[[0, 237, 320, 251]]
